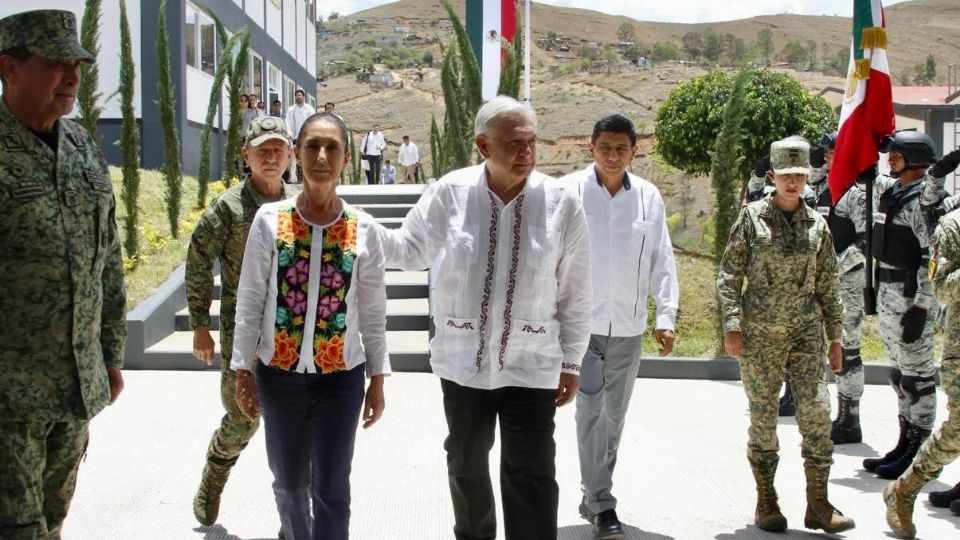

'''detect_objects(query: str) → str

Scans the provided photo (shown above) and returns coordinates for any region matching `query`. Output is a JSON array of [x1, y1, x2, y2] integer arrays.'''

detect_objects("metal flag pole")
[[524, 0, 531, 102], [864, 174, 877, 315]]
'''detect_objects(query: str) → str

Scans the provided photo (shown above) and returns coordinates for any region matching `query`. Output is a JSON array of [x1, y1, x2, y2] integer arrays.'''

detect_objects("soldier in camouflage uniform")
[[862, 132, 947, 480], [187, 116, 298, 527], [0, 10, 126, 539], [883, 203, 960, 538], [718, 138, 855, 534]]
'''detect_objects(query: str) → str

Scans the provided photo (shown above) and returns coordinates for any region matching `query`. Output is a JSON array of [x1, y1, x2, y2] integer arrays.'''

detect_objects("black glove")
[[753, 155, 771, 178], [810, 147, 826, 168], [857, 162, 878, 183], [930, 149, 960, 179], [900, 305, 928, 344]]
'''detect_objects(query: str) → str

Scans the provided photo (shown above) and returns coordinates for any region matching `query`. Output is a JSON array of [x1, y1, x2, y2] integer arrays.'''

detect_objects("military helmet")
[[879, 130, 937, 168], [819, 132, 838, 150], [0, 10, 94, 62]]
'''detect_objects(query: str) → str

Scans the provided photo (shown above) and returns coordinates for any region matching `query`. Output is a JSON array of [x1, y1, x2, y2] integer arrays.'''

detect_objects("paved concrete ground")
[[62, 371, 960, 540]]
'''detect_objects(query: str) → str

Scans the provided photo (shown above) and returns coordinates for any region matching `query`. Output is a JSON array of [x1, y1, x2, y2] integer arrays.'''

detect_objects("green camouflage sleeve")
[[717, 208, 751, 333], [98, 152, 127, 367], [932, 216, 960, 305], [815, 226, 843, 341], [186, 202, 229, 329]]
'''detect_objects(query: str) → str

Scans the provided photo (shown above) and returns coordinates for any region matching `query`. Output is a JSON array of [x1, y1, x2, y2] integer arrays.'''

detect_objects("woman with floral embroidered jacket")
[[231, 112, 390, 540]]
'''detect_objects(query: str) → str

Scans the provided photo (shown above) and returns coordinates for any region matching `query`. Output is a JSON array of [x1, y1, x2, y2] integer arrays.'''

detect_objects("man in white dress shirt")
[[361, 124, 387, 184], [285, 89, 315, 183], [383, 96, 591, 540], [397, 135, 420, 184], [562, 114, 679, 540]]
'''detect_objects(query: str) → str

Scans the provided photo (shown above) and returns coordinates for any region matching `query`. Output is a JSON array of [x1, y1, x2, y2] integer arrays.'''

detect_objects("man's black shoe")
[[593, 509, 625, 540]]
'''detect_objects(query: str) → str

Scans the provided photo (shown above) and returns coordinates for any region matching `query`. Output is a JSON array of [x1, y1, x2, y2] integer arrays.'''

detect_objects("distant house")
[[0, 0, 318, 178], [394, 26, 410, 33]]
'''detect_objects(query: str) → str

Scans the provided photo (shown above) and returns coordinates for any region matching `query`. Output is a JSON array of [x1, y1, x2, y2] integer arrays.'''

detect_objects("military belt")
[[876, 267, 918, 298]]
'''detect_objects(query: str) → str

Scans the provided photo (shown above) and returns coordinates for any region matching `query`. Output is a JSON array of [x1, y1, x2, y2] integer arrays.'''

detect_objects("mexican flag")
[[828, 0, 896, 204], [466, 0, 518, 101]]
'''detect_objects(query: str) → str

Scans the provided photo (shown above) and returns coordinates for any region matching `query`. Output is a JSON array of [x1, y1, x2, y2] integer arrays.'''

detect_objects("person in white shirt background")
[[360, 124, 387, 184], [285, 89, 316, 183], [231, 111, 388, 540], [562, 114, 679, 540], [382, 96, 591, 540], [380, 159, 396, 185], [397, 134, 420, 184]]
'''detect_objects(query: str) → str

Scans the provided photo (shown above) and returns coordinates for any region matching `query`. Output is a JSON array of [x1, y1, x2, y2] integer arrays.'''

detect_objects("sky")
[[320, 0, 913, 24]]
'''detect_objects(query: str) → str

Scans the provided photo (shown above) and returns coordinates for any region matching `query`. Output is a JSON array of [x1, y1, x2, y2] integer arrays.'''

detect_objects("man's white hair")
[[474, 96, 537, 137]]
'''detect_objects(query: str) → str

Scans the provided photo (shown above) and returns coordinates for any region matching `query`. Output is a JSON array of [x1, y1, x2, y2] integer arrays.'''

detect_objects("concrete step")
[[177, 297, 430, 331], [353, 203, 414, 219], [339, 184, 424, 206], [140, 330, 430, 371]]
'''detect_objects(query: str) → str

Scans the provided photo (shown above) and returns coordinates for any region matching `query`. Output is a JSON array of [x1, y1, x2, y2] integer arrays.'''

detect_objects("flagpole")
[[864, 175, 877, 315], [524, 0, 531, 102]]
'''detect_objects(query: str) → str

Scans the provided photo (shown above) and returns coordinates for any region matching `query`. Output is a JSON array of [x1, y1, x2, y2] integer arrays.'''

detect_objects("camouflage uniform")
[[718, 197, 842, 475], [873, 175, 938, 431], [0, 10, 126, 539], [186, 167, 295, 522]]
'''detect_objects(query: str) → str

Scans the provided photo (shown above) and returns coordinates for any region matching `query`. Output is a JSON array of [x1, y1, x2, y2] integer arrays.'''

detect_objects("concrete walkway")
[[62, 372, 960, 539]]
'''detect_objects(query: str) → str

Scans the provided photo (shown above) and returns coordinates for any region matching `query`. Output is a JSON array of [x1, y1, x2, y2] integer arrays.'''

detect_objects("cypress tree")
[[224, 30, 251, 182], [118, 0, 140, 259], [196, 32, 242, 207], [77, 0, 103, 144], [156, 0, 182, 237], [349, 133, 361, 184]]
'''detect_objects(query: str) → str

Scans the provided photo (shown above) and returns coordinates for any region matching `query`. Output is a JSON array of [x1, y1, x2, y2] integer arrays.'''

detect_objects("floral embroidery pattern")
[[497, 194, 524, 370], [272, 205, 358, 373]]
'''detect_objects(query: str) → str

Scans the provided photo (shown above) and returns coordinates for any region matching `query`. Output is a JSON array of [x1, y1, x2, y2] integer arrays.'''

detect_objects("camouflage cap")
[[770, 138, 811, 176], [0, 10, 94, 63], [245, 116, 292, 147]]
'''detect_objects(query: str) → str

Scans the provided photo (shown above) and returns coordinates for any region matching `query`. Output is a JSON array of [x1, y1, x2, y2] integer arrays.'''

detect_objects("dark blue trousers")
[[255, 362, 365, 540]]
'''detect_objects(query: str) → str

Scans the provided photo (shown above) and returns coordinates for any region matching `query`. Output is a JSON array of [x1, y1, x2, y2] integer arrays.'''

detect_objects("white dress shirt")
[[398, 142, 420, 166], [563, 165, 679, 337], [383, 164, 592, 390], [231, 199, 390, 377], [286, 103, 316, 140], [362, 131, 386, 157]]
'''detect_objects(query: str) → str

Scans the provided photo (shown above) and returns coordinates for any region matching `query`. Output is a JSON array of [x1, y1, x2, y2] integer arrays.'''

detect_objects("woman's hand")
[[724, 331, 743, 359], [235, 370, 259, 421], [362, 375, 385, 428]]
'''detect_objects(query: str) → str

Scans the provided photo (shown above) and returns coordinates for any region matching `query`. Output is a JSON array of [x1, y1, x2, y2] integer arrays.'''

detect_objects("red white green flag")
[[466, 0, 518, 101], [828, 0, 896, 204]]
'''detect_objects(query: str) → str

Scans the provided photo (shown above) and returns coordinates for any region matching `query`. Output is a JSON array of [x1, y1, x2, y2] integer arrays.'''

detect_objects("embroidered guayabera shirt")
[[231, 201, 390, 378], [383, 164, 591, 391]]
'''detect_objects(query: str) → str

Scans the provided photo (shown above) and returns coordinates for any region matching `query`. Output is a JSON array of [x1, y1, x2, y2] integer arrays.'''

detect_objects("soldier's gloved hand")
[[930, 149, 960, 179], [900, 305, 928, 344], [753, 155, 771, 178], [810, 147, 826, 168], [857, 162, 878, 183]]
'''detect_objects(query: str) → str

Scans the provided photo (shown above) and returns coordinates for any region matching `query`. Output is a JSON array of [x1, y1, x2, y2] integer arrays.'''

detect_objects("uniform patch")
[[2, 133, 24, 151], [11, 182, 46, 200], [62, 12, 76, 30], [84, 168, 111, 192]]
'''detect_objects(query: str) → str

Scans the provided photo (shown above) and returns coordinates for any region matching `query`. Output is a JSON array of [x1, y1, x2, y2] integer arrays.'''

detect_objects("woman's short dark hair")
[[591, 114, 638, 146], [298, 112, 350, 148]]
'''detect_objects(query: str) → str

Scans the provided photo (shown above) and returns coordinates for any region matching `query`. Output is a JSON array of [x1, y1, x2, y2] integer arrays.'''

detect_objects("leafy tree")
[[545, 30, 558, 41], [654, 69, 837, 183], [925, 54, 937, 84], [616, 22, 636, 42], [650, 41, 680, 62], [823, 46, 849, 77], [780, 40, 808, 67], [702, 29, 722, 63], [328, 11, 339, 20], [681, 31, 703, 60], [118, 0, 141, 259], [756, 28, 773, 66], [422, 50, 434, 66], [156, 0, 182, 237], [806, 40, 819, 70], [77, 0, 103, 145]]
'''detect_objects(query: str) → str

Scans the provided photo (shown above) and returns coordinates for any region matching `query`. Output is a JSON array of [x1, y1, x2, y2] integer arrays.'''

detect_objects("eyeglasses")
[[257, 104, 266, 109]]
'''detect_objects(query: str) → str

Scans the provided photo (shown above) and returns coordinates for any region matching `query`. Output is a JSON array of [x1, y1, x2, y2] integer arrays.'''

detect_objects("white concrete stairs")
[[141, 185, 431, 371]]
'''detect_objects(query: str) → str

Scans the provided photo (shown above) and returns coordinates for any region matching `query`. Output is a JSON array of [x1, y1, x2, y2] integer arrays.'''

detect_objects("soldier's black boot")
[[864, 415, 911, 472], [928, 480, 960, 508], [831, 394, 862, 444], [876, 425, 933, 479], [778, 376, 795, 417]]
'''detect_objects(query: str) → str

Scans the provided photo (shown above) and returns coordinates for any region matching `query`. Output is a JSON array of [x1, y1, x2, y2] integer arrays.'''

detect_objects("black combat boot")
[[876, 425, 933, 479], [928, 480, 960, 508], [864, 415, 910, 472], [831, 394, 862, 444], [778, 376, 795, 417]]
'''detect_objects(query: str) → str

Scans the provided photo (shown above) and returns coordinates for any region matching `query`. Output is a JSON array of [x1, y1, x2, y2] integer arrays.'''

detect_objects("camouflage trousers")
[[202, 357, 260, 476], [909, 356, 960, 482], [836, 266, 865, 400], [0, 420, 89, 540], [877, 281, 938, 429], [740, 324, 833, 473]]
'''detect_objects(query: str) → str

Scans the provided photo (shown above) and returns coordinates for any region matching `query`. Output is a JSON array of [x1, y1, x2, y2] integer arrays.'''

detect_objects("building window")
[[198, 10, 215, 75], [268, 62, 282, 107], [185, 5, 197, 69], [284, 76, 295, 110], [251, 53, 263, 100]]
